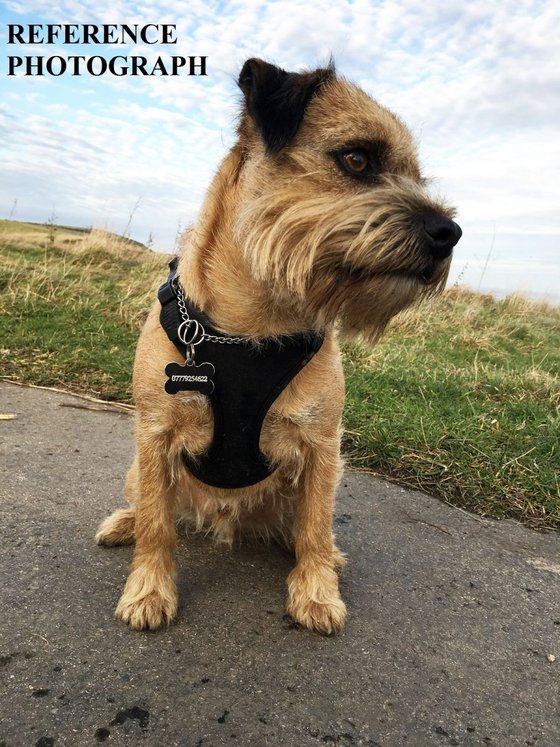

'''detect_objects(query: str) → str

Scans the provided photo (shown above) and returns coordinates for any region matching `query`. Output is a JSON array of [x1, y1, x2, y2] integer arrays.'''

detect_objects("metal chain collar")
[[175, 281, 248, 363]]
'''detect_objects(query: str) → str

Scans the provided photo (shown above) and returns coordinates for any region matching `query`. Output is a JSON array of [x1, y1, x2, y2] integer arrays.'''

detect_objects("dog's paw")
[[286, 564, 347, 635], [115, 569, 178, 630], [96, 508, 136, 546], [288, 596, 347, 635]]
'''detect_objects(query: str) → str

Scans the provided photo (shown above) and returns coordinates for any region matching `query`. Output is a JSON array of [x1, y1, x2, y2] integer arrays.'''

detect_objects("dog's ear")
[[238, 58, 334, 154]]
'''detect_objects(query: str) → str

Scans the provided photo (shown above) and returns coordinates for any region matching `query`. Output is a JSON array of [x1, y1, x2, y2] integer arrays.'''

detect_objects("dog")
[[96, 58, 461, 635]]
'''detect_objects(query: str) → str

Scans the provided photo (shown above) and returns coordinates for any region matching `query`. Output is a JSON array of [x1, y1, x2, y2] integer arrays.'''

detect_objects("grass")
[[1, 219, 559, 529], [0, 220, 168, 400], [342, 290, 559, 528]]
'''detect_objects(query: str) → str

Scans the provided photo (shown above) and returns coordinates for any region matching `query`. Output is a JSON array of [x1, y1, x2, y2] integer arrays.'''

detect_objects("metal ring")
[[177, 319, 204, 347]]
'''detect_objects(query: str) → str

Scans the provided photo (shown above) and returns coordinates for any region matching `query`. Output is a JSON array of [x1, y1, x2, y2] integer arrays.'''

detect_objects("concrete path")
[[0, 381, 558, 747]]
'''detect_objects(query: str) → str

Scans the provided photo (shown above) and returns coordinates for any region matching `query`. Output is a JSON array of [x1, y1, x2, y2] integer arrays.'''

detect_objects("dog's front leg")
[[115, 430, 178, 630], [287, 445, 347, 635]]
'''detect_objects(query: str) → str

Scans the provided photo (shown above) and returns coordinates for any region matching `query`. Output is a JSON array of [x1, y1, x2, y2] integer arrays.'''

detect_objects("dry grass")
[[0, 219, 168, 330], [0, 219, 168, 400]]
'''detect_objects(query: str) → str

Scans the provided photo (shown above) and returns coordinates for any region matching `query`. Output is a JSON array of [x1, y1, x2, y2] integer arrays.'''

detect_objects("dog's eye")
[[332, 147, 378, 179], [342, 150, 369, 174], [331, 143, 384, 181]]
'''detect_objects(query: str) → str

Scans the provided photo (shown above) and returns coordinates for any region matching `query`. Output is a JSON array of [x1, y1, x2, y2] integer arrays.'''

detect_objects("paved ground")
[[0, 381, 558, 747]]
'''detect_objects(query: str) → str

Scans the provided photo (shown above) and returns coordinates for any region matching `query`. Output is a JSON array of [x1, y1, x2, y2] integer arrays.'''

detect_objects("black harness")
[[158, 258, 324, 489]]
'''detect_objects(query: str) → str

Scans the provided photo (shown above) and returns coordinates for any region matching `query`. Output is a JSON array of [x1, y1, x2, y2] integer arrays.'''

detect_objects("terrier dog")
[[96, 58, 461, 634]]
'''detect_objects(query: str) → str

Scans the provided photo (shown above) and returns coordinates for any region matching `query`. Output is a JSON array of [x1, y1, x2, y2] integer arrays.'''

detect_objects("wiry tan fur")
[[96, 62, 458, 635]]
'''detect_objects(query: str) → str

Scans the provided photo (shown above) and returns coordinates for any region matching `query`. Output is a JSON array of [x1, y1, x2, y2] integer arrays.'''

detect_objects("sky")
[[0, 0, 559, 301]]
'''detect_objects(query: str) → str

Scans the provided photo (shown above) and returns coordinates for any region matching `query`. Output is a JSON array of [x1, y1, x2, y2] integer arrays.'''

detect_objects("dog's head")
[[234, 58, 461, 341]]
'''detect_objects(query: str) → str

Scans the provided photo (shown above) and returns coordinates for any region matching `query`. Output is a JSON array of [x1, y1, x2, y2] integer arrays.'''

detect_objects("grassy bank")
[[0, 220, 168, 400], [1, 219, 558, 529], [343, 291, 559, 528]]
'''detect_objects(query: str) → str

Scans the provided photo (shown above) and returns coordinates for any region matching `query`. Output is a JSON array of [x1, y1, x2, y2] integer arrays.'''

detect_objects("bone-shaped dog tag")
[[164, 361, 215, 395]]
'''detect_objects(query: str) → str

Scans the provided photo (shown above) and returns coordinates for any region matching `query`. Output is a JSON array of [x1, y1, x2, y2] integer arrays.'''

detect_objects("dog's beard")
[[309, 266, 449, 343], [235, 174, 453, 341]]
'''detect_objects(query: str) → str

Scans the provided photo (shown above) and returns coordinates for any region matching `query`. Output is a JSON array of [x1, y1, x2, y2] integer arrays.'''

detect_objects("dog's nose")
[[423, 211, 462, 259]]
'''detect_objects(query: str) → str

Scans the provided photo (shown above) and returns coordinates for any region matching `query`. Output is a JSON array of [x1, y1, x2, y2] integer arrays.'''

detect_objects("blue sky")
[[1, 0, 559, 300]]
